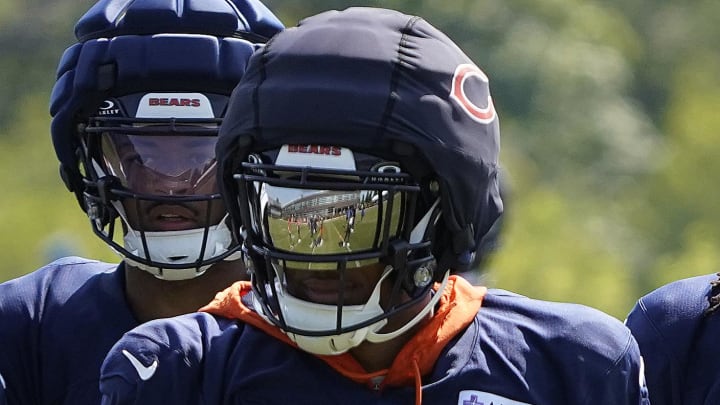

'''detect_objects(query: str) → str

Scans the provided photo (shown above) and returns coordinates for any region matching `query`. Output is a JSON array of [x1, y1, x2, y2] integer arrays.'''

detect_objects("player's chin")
[[288, 280, 370, 306]]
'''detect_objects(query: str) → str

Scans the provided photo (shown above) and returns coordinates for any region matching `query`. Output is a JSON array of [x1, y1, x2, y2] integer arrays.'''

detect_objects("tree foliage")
[[1, 0, 718, 319]]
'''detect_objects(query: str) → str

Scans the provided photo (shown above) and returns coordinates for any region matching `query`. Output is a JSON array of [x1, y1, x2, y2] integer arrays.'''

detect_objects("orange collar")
[[201, 276, 486, 388]]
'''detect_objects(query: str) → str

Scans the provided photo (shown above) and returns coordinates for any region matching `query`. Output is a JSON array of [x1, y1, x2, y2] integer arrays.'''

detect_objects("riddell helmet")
[[217, 7, 502, 354], [49, 0, 283, 280]]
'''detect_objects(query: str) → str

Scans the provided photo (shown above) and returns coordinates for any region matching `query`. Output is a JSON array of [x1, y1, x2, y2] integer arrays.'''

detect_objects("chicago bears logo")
[[450, 64, 496, 124]]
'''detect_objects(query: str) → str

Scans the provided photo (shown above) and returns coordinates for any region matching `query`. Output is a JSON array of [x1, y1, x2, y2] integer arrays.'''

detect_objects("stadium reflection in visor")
[[260, 184, 403, 270]]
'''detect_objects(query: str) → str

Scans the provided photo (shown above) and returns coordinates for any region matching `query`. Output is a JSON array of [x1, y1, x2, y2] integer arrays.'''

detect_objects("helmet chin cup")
[[125, 257, 209, 281], [288, 323, 386, 356], [120, 219, 240, 281], [252, 267, 394, 355]]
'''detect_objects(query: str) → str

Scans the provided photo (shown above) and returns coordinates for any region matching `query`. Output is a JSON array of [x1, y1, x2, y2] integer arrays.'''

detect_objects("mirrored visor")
[[100, 132, 218, 196], [259, 183, 404, 266]]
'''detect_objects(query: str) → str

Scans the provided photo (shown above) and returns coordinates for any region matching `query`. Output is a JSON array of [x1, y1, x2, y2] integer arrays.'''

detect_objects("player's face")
[[101, 133, 225, 230], [284, 262, 387, 306]]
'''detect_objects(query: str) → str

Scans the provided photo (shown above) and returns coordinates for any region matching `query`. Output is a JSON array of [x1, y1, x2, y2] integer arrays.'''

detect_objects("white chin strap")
[[365, 270, 449, 343], [123, 221, 240, 281], [254, 267, 449, 356]]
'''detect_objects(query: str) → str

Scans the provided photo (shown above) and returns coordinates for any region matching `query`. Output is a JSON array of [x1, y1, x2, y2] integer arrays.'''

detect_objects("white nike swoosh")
[[122, 349, 158, 381]]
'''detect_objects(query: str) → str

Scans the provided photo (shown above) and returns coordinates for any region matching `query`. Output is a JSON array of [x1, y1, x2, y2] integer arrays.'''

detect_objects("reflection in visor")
[[262, 184, 403, 270], [100, 133, 218, 196]]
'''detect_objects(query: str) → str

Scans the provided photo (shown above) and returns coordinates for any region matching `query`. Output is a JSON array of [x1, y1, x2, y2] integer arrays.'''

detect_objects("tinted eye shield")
[[84, 118, 221, 199]]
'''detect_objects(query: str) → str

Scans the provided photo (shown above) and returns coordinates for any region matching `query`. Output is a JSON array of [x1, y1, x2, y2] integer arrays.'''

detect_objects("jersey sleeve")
[[100, 312, 241, 405], [0, 259, 91, 404], [100, 314, 207, 405], [625, 275, 712, 405], [584, 333, 650, 405], [0, 257, 120, 405], [0, 275, 40, 405], [549, 305, 651, 405], [625, 299, 675, 405]]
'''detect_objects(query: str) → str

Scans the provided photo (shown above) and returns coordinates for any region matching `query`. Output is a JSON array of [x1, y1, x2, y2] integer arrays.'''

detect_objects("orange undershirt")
[[201, 275, 486, 389]]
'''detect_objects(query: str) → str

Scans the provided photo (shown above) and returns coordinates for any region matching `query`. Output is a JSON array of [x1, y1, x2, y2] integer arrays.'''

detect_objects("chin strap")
[[125, 259, 209, 281], [122, 220, 240, 279], [124, 247, 243, 281], [124, 248, 243, 281], [365, 270, 449, 344]]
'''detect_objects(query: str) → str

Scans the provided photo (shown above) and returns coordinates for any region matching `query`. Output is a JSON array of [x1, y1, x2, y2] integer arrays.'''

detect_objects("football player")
[[100, 7, 649, 404], [626, 274, 720, 404], [0, 0, 282, 403]]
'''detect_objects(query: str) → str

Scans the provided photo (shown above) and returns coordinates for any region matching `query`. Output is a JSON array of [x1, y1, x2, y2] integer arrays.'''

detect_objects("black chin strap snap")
[[382, 239, 436, 298]]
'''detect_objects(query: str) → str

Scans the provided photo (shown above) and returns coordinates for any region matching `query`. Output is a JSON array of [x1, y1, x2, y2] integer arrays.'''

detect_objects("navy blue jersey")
[[626, 273, 720, 405], [0, 257, 137, 404], [100, 278, 649, 405]]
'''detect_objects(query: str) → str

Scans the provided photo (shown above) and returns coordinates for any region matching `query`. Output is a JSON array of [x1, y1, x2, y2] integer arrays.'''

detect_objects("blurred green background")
[[2, 0, 718, 320]]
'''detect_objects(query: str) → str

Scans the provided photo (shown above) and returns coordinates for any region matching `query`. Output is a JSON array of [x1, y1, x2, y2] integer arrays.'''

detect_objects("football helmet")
[[217, 7, 502, 354], [49, 0, 283, 280]]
